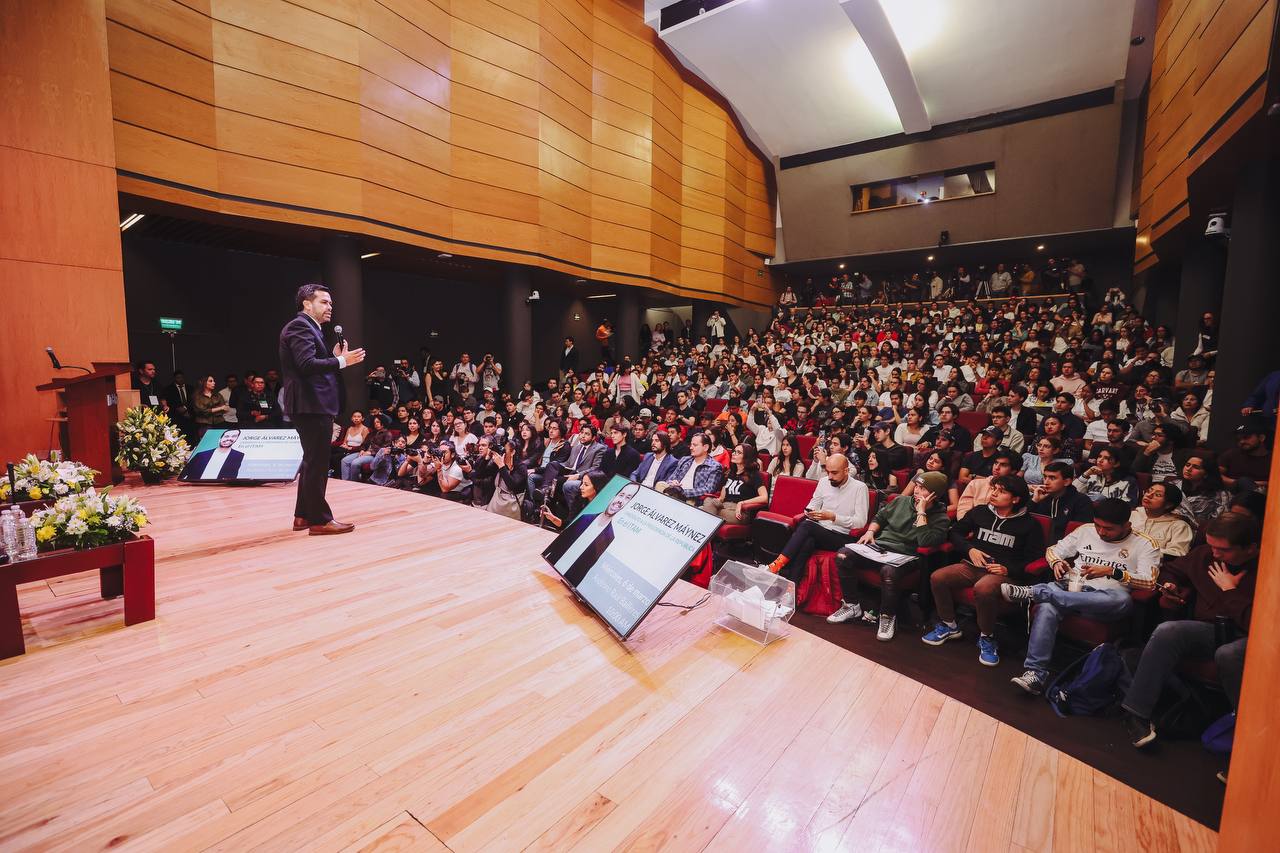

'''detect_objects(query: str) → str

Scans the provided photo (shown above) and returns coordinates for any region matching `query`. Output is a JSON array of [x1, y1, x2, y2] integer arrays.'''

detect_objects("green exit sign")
[[159, 317, 183, 331]]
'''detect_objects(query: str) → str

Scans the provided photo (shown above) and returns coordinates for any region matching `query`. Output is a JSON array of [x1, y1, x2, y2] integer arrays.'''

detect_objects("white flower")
[[66, 517, 89, 535], [54, 483, 69, 495], [105, 515, 122, 528]]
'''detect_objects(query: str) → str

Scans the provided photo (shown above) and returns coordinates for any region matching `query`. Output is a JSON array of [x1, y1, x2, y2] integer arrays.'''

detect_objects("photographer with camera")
[[414, 442, 470, 501], [391, 358, 419, 403], [450, 353, 479, 400], [745, 397, 782, 455], [366, 365, 396, 410], [479, 353, 503, 393], [467, 437, 500, 506]]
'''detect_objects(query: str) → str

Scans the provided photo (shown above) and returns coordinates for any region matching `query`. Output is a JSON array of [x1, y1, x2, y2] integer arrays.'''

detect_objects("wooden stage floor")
[[0, 481, 1216, 852]]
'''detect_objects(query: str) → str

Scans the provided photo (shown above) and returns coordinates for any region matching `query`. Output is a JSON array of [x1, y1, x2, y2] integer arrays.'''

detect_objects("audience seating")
[[751, 475, 818, 558], [796, 434, 817, 463], [702, 398, 727, 417], [956, 411, 990, 434]]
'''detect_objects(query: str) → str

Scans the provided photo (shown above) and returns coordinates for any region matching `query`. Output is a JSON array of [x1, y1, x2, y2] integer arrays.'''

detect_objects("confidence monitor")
[[179, 427, 304, 483], [541, 475, 722, 640]]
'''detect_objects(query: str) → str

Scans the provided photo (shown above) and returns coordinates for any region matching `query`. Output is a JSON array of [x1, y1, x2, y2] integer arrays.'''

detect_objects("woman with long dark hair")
[[1172, 451, 1231, 529], [768, 434, 807, 478]]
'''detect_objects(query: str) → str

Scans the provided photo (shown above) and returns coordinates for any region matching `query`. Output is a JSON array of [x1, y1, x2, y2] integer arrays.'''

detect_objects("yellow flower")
[[77, 508, 90, 519], [36, 526, 56, 542], [28, 487, 42, 499], [133, 513, 148, 528]]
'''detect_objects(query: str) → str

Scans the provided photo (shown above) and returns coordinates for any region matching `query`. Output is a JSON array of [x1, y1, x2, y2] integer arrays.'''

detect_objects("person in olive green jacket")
[[827, 471, 951, 641]]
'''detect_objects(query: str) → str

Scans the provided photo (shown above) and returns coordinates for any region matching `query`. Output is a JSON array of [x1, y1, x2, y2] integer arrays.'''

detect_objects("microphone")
[[45, 346, 91, 374], [334, 325, 345, 348]]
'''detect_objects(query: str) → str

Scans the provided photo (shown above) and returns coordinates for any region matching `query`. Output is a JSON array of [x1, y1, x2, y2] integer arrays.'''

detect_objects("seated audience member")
[[655, 431, 725, 504], [869, 421, 913, 477], [981, 406, 1025, 453], [1240, 367, 1280, 426], [601, 423, 641, 479], [239, 376, 281, 427], [768, 434, 808, 478], [1218, 419, 1271, 493], [1171, 451, 1231, 529], [559, 423, 607, 509], [1085, 418, 1136, 469], [332, 410, 369, 472], [957, 449, 1022, 518], [1029, 465, 1095, 546], [1170, 391, 1210, 444], [1120, 513, 1260, 749], [766, 454, 869, 582], [416, 443, 470, 501], [526, 419, 570, 496], [921, 403, 972, 451], [701, 444, 769, 522], [1130, 481, 1193, 558], [1021, 435, 1070, 486], [1132, 421, 1183, 482], [925, 475, 1046, 665], [745, 399, 783, 456], [828, 471, 950, 640], [959, 427, 1002, 489], [900, 450, 960, 514], [1077, 447, 1140, 506], [1002, 499, 1161, 694], [632, 431, 678, 487], [467, 437, 500, 506], [340, 413, 392, 480], [665, 423, 691, 457], [1082, 398, 1122, 453], [368, 435, 408, 487], [539, 472, 612, 530]]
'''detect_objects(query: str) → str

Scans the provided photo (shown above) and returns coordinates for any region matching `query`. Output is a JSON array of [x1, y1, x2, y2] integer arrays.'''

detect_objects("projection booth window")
[[851, 162, 996, 212]]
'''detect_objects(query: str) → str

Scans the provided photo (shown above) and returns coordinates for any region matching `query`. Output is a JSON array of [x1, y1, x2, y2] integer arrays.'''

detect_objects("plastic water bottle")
[[19, 515, 38, 560], [1, 510, 17, 561]]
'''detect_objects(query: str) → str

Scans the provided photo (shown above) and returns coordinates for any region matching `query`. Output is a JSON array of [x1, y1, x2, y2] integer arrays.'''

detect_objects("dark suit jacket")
[[560, 346, 580, 373], [279, 312, 341, 417], [1012, 407, 1039, 439], [186, 447, 244, 480], [542, 511, 615, 586]]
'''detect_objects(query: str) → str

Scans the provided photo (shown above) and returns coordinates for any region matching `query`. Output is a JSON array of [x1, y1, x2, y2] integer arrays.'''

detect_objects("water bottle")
[[21, 516, 38, 560], [1, 510, 17, 561]]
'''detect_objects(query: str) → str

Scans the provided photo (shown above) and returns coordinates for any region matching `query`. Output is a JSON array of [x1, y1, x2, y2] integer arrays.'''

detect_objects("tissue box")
[[710, 560, 796, 645]]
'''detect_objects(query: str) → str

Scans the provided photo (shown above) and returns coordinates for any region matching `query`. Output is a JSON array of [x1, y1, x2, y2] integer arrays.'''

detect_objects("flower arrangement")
[[0, 454, 98, 503], [30, 488, 149, 551], [115, 406, 190, 481]]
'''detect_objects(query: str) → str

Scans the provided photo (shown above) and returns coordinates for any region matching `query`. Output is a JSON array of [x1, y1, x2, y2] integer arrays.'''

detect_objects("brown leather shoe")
[[309, 520, 355, 535], [293, 517, 309, 531]]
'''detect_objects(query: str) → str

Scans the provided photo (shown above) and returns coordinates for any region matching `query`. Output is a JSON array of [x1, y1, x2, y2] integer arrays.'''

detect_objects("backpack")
[[1045, 643, 1131, 717], [1201, 712, 1236, 755]]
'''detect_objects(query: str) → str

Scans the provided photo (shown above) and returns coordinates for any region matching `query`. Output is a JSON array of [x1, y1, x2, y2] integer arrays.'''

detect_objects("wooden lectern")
[[36, 362, 132, 487]]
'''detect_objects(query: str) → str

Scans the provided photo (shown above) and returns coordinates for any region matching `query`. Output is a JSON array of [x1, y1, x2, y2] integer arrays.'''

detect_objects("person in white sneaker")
[[1002, 499, 1161, 695], [828, 471, 950, 640]]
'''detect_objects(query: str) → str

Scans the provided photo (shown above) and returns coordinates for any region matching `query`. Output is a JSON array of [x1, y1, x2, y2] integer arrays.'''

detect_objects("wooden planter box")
[[1, 534, 155, 659], [0, 498, 53, 514]]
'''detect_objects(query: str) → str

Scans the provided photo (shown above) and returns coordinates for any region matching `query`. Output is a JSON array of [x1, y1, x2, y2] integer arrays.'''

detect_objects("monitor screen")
[[178, 427, 303, 483], [541, 475, 722, 639]]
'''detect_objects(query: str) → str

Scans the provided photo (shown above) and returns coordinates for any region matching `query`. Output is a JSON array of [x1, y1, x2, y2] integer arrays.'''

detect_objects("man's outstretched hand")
[[334, 341, 367, 366]]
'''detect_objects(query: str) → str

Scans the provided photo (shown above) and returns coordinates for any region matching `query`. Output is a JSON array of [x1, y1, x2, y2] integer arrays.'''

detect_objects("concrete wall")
[[778, 103, 1124, 261]]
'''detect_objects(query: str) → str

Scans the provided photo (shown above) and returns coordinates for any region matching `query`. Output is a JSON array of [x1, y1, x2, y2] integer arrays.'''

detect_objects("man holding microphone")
[[280, 284, 366, 534]]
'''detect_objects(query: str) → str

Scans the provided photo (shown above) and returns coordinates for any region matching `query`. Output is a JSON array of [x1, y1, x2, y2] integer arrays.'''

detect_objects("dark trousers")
[[293, 413, 334, 525], [779, 519, 855, 583], [837, 549, 920, 615], [1121, 620, 1248, 719]]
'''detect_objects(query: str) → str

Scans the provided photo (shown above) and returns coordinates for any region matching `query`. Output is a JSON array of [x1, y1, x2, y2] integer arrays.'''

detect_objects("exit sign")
[[159, 317, 183, 331]]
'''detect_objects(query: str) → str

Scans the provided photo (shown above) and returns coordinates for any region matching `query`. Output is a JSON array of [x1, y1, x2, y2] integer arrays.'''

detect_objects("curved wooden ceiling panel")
[[105, 0, 776, 307]]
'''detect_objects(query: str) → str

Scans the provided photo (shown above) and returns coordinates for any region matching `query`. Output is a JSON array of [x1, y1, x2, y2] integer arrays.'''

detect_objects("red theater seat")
[[956, 411, 990, 434], [796, 434, 817, 463], [703, 398, 727, 417]]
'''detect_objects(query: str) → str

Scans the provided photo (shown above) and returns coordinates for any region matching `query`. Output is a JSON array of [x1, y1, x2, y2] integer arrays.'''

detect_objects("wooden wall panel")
[[1, 0, 129, 465], [1134, 0, 1275, 267], [105, 0, 774, 306]]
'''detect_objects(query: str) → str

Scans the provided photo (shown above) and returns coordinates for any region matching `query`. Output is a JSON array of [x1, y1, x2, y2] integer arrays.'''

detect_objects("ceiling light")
[[575, 278, 588, 284], [586, 294, 616, 300], [878, 0, 947, 57], [927, 255, 934, 261], [838, 263, 846, 269], [1036, 244, 1046, 251], [119, 213, 144, 231], [437, 252, 453, 259], [361, 252, 380, 259]]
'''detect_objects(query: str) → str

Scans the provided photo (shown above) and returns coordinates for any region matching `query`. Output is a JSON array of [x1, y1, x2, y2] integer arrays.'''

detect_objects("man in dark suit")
[[279, 284, 366, 534], [185, 429, 245, 481], [542, 482, 641, 585], [559, 336, 580, 383]]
